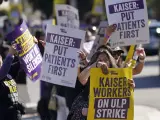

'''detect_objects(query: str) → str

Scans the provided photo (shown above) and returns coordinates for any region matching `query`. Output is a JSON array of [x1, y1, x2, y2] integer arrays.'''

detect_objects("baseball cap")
[[112, 47, 124, 53]]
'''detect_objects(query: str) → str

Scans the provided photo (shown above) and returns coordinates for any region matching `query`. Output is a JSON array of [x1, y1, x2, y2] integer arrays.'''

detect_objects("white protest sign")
[[55, 4, 79, 29], [87, 21, 108, 60], [41, 25, 85, 88], [82, 41, 94, 55], [42, 19, 55, 32], [105, 0, 149, 47]]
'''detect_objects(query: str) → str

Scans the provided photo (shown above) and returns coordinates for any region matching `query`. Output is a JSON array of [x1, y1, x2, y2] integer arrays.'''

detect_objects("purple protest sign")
[[6, 20, 43, 81]]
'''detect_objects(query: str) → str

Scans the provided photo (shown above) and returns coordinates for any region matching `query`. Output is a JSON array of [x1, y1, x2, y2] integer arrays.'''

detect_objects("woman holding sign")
[[0, 44, 25, 120], [67, 48, 135, 120]]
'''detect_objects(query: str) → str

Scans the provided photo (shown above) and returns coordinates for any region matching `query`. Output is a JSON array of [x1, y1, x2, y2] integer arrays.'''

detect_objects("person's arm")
[[133, 48, 146, 75], [102, 24, 116, 45], [0, 45, 16, 80], [9, 59, 21, 79], [77, 65, 81, 76], [78, 62, 96, 85], [0, 54, 14, 80], [78, 50, 89, 67], [133, 59, 145, 75], [78, 61, 109, 85]]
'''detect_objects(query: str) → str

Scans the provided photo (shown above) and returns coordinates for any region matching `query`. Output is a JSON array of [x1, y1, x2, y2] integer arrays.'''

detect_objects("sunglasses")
[[112, 51, 123, 56]]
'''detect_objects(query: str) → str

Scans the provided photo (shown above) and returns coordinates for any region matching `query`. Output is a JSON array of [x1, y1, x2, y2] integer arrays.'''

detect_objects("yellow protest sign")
[[125, 45, 136, 62], [87, 68, 134, 120], [124, 45, 137, 68]]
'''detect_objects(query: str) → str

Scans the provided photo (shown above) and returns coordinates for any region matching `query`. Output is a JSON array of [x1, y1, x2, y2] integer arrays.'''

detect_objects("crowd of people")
[[0, 13, 146, 120], [36, 22, 146, 120]]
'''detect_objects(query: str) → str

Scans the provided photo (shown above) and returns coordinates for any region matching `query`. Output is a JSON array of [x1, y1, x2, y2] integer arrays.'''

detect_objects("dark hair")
[[88, 49, 118, 68], [35, 31, 44, 40], [97, 45, 113, 55]]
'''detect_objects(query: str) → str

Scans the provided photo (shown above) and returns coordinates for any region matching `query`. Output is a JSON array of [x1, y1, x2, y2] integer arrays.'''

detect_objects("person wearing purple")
[[0, 44, 24, 120]]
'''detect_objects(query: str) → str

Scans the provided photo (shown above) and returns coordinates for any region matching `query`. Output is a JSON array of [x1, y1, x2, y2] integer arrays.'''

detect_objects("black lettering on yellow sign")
[[93, 77, 131, 98], [93, 87, 131, 98], [15, 30, 32, 45], [99, 77, 128, 88], [4, 80, 17, 93], [15, 29, 35, 57], [19, 38, 35, 57], [9, 86, 17, 93]]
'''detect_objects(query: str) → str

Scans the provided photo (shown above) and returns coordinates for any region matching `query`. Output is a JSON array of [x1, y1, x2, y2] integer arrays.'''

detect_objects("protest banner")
[[42, 19, 56, 32], [87, 21, 108, 60], [87, 68, 134, 120], [82, 41, 94, 55], [6, 20, 43, 81], [41, 25, 85, 88], [105, 0, 149, 47], [55, 4, 79, 29]]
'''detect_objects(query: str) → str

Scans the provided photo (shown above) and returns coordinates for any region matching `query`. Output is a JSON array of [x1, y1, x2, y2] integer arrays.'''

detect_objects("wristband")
[[139, 59, 145, 63], [105, 34, 110, 39]]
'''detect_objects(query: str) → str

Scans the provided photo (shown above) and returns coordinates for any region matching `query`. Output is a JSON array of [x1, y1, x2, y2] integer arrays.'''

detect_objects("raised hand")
[[128, 79, 135, 89], [106, 24, 116, 37], [96, 61, 109, 74], [8, 44, 17, 55], [104, 24, 116, 44], [39, 40, 46, 47], [33, 36, 38, 44], [136, 48, 146, 61], [78, 50, 87, 60]]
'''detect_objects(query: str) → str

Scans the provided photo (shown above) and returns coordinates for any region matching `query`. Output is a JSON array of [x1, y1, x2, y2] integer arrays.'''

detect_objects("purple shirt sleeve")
[[0, 54, 14, 80]]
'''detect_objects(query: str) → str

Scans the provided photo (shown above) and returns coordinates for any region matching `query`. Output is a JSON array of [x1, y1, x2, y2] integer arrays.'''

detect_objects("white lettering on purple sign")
[[113, 2, 138, 13], [50, 34, 74, 47], [23, 46, 42, 73]]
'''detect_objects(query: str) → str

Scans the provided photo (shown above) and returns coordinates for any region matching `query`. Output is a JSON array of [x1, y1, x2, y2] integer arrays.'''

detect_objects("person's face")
[[113, 51, 122, 62], [97, 53, 110, 66], [40, 36, 45, 41]]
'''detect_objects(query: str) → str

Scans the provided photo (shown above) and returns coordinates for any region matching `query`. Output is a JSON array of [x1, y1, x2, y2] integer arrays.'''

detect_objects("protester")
[[112, 46, 146, 75], [38, 39, 86, 109], [0, 43, 9, 59], [0, 44, 25, 120], [112, 47, 124, 67], [35, 30, 45, 56], [67, 48, 135, 120], [35, 32, 57, 120], [37, 22, 141, 120]]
